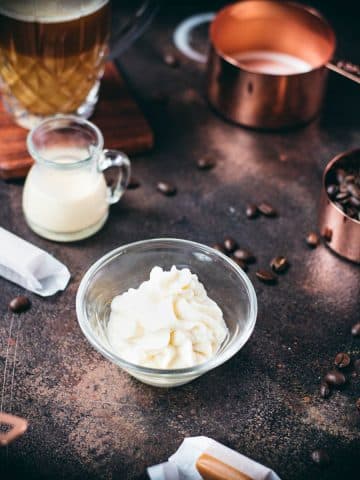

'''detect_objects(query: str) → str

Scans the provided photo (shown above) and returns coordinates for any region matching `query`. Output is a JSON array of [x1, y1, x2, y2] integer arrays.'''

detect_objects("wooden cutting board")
[[0, 62, 154, 179]]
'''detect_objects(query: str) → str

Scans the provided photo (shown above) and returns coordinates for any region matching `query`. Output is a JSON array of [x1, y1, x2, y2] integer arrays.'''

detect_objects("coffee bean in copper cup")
[[319, 149, 360, 263]]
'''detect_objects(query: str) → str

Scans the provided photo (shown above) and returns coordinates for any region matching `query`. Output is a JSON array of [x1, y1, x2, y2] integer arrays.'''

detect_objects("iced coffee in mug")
[[0, 0, 157, 129]]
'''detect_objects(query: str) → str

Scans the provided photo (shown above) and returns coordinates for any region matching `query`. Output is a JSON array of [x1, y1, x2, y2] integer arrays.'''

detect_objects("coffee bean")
[[334, 352, 351, 368], [351, 322, 360, 337], [320, 382, 331, 399], [354, 359, 360, 373], [258, 202, 277, 217], [324, 370, 346, 387], [212, 243, 226, 254], [345, 174, 356, 183], [245, 204, 259, 219], [223, 236, 238, 253], [156, 181, 177, 196], [231, 257, 248, 272], [255, 270, 277, 284], [349, 195, 360, 208], [9, 295, 31, 313], [356, 398, 360, 412], [196, 156, 216, 170], [270, 256, 289, 273], [306, 232, 320, 248], [326, 184, 338, 198], [335, 191, 350, 202], [336, 168, 346, 183], [311, 449, 330, 466], [233, 249, 256, 264], [347, 182, 360, 199], [163, 53, 179, 68], [127, 177, 141, 190]]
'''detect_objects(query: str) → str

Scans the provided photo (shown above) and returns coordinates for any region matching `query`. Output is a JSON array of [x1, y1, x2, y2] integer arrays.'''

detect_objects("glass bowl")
[[76, 238, 257, 387]]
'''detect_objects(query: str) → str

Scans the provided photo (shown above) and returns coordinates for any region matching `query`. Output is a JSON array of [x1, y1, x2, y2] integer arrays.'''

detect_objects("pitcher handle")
[[98, 149, 131, 205], [110, 0, 159, 59]]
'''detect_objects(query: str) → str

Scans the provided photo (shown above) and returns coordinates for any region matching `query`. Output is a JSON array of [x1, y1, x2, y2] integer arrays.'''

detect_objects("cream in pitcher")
[[23, 116, 131, 242]]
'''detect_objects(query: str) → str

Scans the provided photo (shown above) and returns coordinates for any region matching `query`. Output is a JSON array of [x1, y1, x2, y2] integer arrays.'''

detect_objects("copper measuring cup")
[[319, 149, 360, 264], [206, 0, 359, 129]]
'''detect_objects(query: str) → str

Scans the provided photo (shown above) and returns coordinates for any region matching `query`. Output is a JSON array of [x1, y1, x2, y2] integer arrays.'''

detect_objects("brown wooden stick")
[[196, 453, 254, 480]]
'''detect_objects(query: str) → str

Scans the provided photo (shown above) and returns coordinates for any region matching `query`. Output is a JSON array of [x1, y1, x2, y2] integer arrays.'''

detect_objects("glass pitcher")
[[23, 115, 131, 242], [0, 0, 157, 129]]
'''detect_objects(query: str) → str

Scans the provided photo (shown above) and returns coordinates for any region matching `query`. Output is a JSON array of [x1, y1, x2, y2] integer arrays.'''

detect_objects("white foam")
[[0, 0, 108, 23], [233, 50, 312, 75]]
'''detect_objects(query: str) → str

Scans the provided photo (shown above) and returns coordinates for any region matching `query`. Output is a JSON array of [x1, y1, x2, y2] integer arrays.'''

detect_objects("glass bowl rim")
[[76, 237, 258, 377]]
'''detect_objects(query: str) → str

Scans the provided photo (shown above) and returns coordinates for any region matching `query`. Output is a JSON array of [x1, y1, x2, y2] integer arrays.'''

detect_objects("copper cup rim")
[[322, 147, 360, 225], [209, 0, 337, 78]]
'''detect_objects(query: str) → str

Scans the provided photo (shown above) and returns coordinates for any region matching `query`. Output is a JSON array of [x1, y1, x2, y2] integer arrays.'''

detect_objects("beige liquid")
[[0, 1, 110, 116], [23, 148, 108, 234], [233, 50, 313, 75]]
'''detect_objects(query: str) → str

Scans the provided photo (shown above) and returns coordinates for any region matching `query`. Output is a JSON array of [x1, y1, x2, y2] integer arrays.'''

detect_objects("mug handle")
[[98, 149, 131, 205], [110, 0, 159, 59]]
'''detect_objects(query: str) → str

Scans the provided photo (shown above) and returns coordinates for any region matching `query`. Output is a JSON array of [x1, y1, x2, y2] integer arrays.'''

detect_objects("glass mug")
[[0, 0, 157, 129], [23, 115, 131, 242]]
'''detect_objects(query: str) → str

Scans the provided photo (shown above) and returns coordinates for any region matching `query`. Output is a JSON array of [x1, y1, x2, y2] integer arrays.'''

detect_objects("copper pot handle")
[[327, 60, 360, 84], [0, 412, 28, 446]]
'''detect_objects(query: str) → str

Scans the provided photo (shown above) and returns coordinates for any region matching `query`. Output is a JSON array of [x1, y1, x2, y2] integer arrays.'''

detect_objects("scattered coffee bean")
[[233, 249, 256, 264], [9, 295, 31, 313], [127, 177, 141, 190], [245, 204, 259, 219], [270, 256, 289, 273], [306, 232, 320, 248], [255, 270, 277, 284], [351, 322, 360, 337], [196, 156, 216, 170], [156, 181, 177, 196], [311, 449, 330, 466], [356, 398, 360, 412], [163, 53, 179, 68], [223, 236, 238, 253], [232, 257, 248, 272], [334, 352, 351, 369], [324, 370, 346, 387], [258, 202, 277, 217], [320, 382, 331, 399], [212, 243, 226, 254]]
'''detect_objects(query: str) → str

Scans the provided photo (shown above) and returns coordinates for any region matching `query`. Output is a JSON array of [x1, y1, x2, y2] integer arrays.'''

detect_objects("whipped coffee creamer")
[[107, 266, 228, 369], [23, 147, 108, 236]]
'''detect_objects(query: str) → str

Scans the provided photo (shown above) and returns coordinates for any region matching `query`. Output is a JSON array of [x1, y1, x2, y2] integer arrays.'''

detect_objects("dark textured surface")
[[0, 2, 359, 479]]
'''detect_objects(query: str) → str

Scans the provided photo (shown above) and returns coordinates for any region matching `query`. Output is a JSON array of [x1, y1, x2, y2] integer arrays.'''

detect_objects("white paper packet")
[[147, 436, 281, 480], [0, 227, 70, 296]]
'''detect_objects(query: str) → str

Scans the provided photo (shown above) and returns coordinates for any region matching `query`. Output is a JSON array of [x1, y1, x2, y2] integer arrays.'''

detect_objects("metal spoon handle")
[[327, 60, 360, 84]]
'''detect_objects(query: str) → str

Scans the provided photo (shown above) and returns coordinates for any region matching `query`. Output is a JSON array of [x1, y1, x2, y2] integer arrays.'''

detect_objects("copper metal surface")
[[206, 0, 336, 129], [0, 412, 28, 446], [319, 149, 360, 264]]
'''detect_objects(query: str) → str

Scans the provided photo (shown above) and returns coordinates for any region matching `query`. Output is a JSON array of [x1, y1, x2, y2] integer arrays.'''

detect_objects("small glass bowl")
[[76, 238, 257, 387]]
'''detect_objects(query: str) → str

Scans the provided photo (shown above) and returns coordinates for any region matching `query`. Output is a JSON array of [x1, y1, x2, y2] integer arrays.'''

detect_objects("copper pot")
[[206, 0, 358, 129], [319, 149, 360, 264]]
